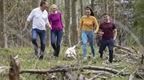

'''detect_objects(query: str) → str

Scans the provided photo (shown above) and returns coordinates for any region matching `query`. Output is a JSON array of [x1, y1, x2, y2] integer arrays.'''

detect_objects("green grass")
[[0, 47, 139, 80]]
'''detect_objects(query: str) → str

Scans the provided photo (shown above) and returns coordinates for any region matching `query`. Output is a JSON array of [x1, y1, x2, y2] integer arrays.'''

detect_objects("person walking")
[[24, 1, 51, 59], [48, 4, 64, 57], [98, 14, 117, 63], [79, 6, 99, 61]]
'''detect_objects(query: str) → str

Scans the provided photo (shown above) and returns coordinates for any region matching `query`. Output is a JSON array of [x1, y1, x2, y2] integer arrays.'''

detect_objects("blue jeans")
[[32, 29, 46, 52], [51, 30, 63, 57], [81, 31, 95, 58], [99, 39, 114, 63]]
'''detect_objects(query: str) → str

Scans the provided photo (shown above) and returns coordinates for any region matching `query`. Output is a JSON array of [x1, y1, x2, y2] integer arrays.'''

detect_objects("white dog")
[[65, 45, 77, 59]]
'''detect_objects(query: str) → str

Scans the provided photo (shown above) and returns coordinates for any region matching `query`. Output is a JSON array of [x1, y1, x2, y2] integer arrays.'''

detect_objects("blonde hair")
[[50, 4, 58, 11]]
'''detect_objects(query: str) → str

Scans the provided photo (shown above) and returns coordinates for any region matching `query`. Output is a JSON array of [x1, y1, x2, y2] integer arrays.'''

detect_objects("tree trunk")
[[63, 0, 70, 46], [9, 56, 20, 80], [91, 0, 95, 10], [0, 0, 4, 48], [104, 0, 109, 14], [3, 0, 8, 48], [80, 0, 83, 17], [70, 0, 78, 46]]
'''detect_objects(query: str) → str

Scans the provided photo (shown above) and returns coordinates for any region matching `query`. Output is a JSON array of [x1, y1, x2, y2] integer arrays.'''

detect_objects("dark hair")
[[85, 6, 94, 16], [40, 0, 46, 6]]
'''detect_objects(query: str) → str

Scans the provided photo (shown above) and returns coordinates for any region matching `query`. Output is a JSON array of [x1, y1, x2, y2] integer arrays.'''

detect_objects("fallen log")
[[20, 67, 72, 74], [83, 66, 129, 76], [20, 65, 129, 76]]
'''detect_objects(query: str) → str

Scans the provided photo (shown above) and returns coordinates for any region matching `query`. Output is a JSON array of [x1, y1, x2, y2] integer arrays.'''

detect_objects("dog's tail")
[[74, 40, 81, 48]]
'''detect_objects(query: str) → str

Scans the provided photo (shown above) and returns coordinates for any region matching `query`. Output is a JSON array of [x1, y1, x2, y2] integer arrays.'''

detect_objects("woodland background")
[[0, 0, 143, 48], [0, 0, 144, 80]]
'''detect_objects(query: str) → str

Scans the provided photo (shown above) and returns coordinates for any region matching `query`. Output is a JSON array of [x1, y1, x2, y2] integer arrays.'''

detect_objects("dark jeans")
[[32, 29, 46, 55], [51, 30, 63, 57], [99, 39, 114, 63]]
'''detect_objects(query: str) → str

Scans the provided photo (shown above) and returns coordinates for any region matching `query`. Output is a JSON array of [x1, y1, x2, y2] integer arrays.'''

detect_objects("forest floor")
[[0, 46, 143, 80]]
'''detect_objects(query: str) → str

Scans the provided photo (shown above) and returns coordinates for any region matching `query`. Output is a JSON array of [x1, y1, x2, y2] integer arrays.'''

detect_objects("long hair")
[[85, 6, 94, 16]]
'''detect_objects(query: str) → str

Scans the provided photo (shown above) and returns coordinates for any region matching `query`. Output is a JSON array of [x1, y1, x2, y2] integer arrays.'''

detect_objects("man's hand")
[[113, 29, 117, 40], [94, 30, 97, 34], [49, 24, 52, 30], [23, 21, 29, 32], [113, 36, 116, 40], [97, 31, 104, 37]]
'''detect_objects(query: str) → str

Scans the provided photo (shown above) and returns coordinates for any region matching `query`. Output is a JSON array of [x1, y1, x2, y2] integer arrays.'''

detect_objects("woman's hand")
[[46, 23, 52, 30]]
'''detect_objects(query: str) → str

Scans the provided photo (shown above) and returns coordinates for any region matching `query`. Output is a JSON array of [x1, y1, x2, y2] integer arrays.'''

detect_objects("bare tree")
[[0, 0, 4, 47], [70, 0, 78, 46], [80, 0, 84, 17], [91, 0, 95, 10], [63, 0, 70, 46], [3, 0, 8, 48], [105, 0, 109, 14], [0, 0, 136, 48]]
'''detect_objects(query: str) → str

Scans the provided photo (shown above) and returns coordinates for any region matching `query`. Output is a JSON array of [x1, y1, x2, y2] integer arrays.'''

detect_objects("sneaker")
[[39, 51, 44, 60], [34, 46, 38, 56], [39, 55, 43, 60], [92, 56, 96, 60], [92, 57, 96, 63], [104, 60, 112, 65], [53, 56, 58, 60], [100, 54, 103, 59], [53, 51, 58, 57], [82, 57, 87, 63]]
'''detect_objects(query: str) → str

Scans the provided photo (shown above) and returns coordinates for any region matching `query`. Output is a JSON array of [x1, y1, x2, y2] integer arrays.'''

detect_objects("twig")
[[65, 72, 76, 80], [129, 71, 136, 80], [113, 67, 127, 77], [114, 45, 135, 53], [0, 66, 9, 74], [141, 54, 144, 64], [89, 73, 103, 80]]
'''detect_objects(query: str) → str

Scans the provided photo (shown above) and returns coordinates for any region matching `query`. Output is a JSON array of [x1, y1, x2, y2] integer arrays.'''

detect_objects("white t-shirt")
[[27, 7, 49, 30]]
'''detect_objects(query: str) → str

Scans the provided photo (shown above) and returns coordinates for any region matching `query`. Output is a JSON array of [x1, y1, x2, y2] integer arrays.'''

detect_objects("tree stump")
[[9, 56, 20, 80]]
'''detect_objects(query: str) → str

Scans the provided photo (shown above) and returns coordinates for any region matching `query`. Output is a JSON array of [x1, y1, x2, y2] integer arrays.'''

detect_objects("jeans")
[[81, 31, 95, 58], [51, 30, 63, 57], [99, 39, 114, 63], [32, 29, 46, 54]]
